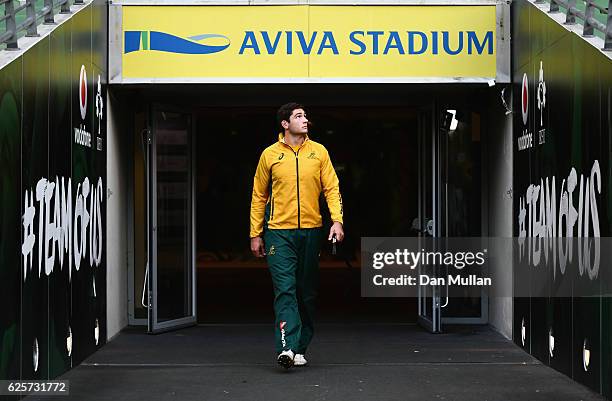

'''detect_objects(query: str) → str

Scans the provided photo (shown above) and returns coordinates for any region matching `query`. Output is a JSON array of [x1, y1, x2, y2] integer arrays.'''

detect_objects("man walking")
[[250, 103, 344, 369]]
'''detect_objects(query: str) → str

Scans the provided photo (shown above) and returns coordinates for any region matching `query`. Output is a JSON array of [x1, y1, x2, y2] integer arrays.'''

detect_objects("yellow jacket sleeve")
[[320, 149, 343, 224], [250, 151, 270, 238]]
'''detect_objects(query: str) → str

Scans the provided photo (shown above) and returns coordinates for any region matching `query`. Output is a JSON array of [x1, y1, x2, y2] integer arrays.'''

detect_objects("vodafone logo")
[[74, 65, 93, 148], [79, 65, 87, 120], [521, 73, 528, 126]]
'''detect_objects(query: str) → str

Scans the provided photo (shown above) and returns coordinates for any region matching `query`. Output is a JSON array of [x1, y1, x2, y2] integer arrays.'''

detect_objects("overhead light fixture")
[[521, 318, 526, 347]]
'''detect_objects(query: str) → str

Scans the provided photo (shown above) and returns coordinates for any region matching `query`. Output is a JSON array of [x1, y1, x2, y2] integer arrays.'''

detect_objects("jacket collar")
[[278, 132, 309, 147]]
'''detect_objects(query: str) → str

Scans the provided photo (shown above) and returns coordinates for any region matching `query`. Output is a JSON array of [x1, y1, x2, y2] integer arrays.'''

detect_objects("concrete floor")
[[25, 324, 606, 401]]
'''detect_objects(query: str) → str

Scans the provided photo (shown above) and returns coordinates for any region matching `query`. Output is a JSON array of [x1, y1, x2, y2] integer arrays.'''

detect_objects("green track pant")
[[264, 227, 322, 354]]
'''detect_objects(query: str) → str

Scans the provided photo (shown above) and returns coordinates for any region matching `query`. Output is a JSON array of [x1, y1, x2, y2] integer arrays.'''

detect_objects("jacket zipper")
[[294, 149, 301, 228], [268, 178, 274, 221]]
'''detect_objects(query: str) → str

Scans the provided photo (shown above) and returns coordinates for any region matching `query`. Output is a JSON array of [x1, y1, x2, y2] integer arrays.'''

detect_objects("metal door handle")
[[141, 262, 149, 308]]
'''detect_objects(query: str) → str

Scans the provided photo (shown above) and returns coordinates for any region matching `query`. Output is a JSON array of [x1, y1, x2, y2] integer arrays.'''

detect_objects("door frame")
[[147, 104, 198, 334], [417, 104, 442, 334], [128, 110, 148, 326], [418, 105, 490, 331], [437, 106, 488, 326]]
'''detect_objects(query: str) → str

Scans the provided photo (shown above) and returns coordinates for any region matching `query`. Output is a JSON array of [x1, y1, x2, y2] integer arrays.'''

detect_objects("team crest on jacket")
[[269, 245, 276, 255]]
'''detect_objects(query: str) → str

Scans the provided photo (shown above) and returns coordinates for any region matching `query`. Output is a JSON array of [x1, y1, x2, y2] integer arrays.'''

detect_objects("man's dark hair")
[[277, 102, 306, 131]]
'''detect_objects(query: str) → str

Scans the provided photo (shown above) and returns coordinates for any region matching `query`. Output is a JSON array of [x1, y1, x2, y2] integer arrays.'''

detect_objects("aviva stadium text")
[[238, 30, 494, 55]]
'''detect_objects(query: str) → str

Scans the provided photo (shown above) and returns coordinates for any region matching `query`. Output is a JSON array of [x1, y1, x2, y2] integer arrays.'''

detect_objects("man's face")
[[282, 108, 309, 136]]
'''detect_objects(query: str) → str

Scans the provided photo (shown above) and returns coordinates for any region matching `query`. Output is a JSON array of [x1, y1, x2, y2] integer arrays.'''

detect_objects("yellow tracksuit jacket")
[[250, 134, 343, 238]]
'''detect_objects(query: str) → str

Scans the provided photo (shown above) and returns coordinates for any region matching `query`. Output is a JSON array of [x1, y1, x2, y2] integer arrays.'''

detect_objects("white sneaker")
[[277, 349, 295, 369], [294, 354, 308, 366]]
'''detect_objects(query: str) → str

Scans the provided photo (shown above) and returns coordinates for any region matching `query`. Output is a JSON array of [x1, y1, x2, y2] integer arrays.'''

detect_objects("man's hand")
[[251, 237, 266, 258], [328, 222, 344, 242]]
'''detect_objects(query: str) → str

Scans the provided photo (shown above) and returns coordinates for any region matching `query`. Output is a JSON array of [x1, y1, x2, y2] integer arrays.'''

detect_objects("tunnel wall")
[[0, 0, 108, 383], [512, 0, 612, 397], [484, 88, 514, 339]]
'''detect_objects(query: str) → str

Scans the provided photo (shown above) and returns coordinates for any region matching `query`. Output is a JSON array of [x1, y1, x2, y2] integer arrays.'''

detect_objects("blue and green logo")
[[124, 31, 230, 54]]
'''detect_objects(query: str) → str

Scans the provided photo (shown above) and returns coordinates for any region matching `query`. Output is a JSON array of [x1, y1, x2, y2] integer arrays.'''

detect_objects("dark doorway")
[[195, 106, 420, 323]]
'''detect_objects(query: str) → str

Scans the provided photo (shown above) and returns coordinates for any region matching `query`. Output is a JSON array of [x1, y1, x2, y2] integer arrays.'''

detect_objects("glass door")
[[438, 108, 488, 325], [148, 108, 197, 333], [417, 108, 442, 333], [418, 107, 489, 332]]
